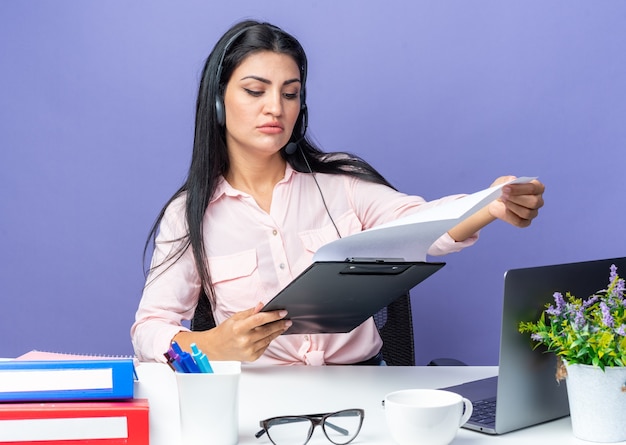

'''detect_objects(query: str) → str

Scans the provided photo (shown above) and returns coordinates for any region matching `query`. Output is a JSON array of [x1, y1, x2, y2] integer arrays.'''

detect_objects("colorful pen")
[[168, 348, 190, 373], [164, 351, 185, 373], [169, 342, 189, 372], [179, 350, 201, 373], [171, 341, 201, 373], [191, 343, 214, 373], [170, 341, 185, 356]]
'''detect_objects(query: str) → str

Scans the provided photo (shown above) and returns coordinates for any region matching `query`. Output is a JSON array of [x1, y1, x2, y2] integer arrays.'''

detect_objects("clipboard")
[[261, 259, 445, 334]]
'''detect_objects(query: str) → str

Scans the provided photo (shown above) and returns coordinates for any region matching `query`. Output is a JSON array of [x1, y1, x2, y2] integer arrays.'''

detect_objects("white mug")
[[384, 388, 473, 445]]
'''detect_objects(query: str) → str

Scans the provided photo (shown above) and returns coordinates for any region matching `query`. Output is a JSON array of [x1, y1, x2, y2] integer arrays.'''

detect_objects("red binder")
[[0, 398, 149, 444]]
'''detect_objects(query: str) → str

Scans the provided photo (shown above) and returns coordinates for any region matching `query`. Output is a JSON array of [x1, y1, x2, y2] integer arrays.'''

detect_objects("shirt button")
[[279, 263, 286, 270], [272, 229, 278, 236], [304, 335, 309, 341]]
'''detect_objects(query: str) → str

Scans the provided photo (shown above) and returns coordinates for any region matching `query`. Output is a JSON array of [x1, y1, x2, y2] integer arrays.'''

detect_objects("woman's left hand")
[[488, 176, 545, 228]]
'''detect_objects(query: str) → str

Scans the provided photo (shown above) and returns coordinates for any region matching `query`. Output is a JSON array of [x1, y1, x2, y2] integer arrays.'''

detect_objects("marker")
[[171, 340, 201, 373], [164, 351, 184, 373], [167, 348, 189, 373], [179, 350, 201, 373], [170, 341, 185, 356], [191, 343, 214, 373]]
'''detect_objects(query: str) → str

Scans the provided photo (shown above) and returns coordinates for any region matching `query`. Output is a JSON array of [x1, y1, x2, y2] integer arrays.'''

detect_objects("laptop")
[[441, 256, 626, 435]]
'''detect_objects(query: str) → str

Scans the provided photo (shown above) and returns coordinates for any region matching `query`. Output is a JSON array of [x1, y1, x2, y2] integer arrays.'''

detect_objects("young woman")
[[131, 20, 545, 366]]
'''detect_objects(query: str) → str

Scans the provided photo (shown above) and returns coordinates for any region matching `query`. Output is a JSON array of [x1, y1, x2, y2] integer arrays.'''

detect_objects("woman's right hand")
[[173, 303, 291, 362]]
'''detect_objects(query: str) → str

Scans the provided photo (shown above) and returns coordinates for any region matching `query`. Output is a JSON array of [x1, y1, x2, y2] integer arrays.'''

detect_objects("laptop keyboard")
[[469, 397, 497, 426]]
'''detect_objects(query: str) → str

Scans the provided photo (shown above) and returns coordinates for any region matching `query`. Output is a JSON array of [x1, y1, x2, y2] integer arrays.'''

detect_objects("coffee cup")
[[384, 388, 473, 445]]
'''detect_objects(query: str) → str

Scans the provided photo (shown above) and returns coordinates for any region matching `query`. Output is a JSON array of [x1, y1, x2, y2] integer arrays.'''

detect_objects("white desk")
[[135, 363, 615, 445]]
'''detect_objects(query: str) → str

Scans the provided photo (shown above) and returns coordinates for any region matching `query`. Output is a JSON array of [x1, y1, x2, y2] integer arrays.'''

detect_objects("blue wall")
[[1, 1, 625, 364]]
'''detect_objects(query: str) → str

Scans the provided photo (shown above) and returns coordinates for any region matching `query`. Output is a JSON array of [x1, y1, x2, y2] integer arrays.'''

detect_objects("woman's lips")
[[258, 123, 283, 134]]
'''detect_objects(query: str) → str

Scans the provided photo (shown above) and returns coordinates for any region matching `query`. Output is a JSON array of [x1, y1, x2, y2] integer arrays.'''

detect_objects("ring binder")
[[0, 358, 135, 402]]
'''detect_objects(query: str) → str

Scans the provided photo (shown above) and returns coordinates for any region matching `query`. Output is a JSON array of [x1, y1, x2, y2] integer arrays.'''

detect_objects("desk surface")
[[135, 363, 616, 445]]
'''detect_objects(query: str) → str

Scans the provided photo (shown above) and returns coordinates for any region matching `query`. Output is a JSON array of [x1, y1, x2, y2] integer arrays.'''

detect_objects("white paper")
[[313, 177, 536, 262]]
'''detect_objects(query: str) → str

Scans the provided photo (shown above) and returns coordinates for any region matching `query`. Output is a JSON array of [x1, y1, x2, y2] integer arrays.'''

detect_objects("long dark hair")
[[144, 20, 395, 299]]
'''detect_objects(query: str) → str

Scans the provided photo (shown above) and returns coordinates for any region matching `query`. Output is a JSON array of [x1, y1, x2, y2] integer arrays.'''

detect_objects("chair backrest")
[[373, 293, 415, 366], [190, 289, 217, 332], [191, 291, 415, 366]]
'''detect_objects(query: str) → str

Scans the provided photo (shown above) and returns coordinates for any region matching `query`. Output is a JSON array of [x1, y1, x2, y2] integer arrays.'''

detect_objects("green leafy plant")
[[519, 264, 626, 371]]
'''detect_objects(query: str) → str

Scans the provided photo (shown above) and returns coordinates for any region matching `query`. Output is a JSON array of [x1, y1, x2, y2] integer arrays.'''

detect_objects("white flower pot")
[[564, 362, 626, 442]]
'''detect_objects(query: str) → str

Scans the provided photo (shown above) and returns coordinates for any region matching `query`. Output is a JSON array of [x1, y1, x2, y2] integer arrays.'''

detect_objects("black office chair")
[[190, 289, 417, 366], [190, 289, 217, 334], [372, 294, 415, 366]]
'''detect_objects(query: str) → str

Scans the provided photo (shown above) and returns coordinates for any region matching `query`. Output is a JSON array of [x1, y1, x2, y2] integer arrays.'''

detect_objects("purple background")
[[1, 1, 625, 364]]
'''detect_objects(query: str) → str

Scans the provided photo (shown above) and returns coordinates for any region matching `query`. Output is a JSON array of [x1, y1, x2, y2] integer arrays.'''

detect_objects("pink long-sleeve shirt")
[[131, 165, 478, 365]]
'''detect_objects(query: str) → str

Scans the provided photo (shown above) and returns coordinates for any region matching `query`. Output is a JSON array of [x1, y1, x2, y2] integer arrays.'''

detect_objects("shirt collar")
[[210, 164, 297, 204]]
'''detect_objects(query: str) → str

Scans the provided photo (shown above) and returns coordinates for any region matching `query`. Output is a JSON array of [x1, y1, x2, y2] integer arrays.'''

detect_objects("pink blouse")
[[131, 165, 478, 365]]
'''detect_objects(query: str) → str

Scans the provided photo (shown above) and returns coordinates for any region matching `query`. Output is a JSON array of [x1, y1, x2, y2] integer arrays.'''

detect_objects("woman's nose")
[[263, 91, 283, 116]]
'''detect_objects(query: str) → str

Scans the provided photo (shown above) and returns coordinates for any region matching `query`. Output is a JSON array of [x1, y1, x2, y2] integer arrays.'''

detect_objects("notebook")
[[441, 256, 626, 435]]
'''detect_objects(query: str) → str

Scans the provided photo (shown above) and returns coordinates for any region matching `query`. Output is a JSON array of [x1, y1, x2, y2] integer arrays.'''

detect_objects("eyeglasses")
[[255, 408, 364, 445]]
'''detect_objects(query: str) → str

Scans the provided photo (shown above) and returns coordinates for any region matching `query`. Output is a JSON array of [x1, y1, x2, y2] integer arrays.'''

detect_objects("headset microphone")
[[285, 138, 302, 155]]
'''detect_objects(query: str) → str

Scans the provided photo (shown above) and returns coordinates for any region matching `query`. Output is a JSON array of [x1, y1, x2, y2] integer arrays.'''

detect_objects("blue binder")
[[0, 358, 135, 402]]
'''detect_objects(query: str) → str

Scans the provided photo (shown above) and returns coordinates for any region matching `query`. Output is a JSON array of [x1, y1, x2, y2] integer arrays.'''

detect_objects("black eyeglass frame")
[[255, 408, 365, 445]]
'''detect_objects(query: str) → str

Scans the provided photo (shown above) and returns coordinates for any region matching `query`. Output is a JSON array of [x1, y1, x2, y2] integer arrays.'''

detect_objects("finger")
[[502, 181, 545, 198], [503, 191, 544, 212], [250, 318, 292, 343], [230, 309, 288, 337], [248, 308, 289, 329], [503, 200, 539, 226], [231, 302, 273, 321], [249, 320, 293, 359]]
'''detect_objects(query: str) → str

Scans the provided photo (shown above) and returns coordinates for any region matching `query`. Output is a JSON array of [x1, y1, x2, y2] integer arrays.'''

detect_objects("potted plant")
[[519, 264, 626, 443]]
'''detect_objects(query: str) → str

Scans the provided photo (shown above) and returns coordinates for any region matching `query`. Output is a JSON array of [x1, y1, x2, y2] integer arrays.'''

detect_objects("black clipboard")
[[261, 259, 445, 334]]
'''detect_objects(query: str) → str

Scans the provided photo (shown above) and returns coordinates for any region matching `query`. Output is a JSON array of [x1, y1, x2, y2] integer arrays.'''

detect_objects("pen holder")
[[175, 361, 241, 445]]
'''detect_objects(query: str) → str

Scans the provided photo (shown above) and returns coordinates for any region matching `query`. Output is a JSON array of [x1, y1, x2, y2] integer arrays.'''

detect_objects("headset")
[[213, 23, 308, 152]]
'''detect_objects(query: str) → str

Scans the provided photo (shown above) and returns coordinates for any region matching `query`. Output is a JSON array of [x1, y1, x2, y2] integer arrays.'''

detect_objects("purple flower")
[[573, 308, 586, 330], [547, 292, 566, 316], [616, 325, 626, 337], [583, 294, 599, 308], [607, 264, 624, 299], [600, 302, 614, 328], [615, 278, 625, 299], [531, 333, 543, 342]]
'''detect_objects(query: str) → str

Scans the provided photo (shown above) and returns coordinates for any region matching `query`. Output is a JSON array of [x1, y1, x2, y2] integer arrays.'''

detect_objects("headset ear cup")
[[215, 96, 225, 126], [300, 86, 306, 110], [299, 105, 308, 139]]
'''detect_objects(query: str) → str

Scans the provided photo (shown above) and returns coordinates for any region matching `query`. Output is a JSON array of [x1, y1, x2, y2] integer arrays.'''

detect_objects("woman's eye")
[[283, 92, 299, 100], [244, 88, 263, 97]]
